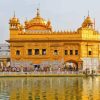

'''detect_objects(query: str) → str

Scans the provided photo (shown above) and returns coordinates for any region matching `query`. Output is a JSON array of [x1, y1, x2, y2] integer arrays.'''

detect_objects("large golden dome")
[[25, 8, 52, 31], [29, 16, 47, 26]]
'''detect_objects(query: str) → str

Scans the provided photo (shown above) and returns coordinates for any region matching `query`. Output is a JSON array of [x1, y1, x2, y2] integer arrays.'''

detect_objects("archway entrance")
[[64, 60, 78, 71]]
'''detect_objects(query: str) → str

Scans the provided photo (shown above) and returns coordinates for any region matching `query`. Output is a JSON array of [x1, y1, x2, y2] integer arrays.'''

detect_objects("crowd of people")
[[0, 65, 79, 72]]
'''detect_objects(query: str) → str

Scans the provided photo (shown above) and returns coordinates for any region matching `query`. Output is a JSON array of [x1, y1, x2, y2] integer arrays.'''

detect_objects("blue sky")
[[0, 0, 100, 43]]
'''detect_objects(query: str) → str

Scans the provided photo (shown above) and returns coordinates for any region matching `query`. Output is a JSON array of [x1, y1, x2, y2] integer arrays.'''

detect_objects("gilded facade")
[[7, 9, 100, 71]]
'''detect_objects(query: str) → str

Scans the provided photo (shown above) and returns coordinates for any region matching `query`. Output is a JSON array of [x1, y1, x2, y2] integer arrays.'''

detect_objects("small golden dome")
[[82, 16, 93, 28], [19, 24, 24, 30], [10, 17, 19, 23], [47, 20, 51, 26], [9, 12, 20, 24]]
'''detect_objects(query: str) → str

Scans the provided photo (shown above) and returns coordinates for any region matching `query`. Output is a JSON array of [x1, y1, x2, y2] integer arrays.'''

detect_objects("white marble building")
[[0, 44, 10, 67]]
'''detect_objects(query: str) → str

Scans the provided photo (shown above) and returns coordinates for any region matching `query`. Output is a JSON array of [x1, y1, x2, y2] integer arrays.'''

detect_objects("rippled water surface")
[[0, 77, 100, 100]]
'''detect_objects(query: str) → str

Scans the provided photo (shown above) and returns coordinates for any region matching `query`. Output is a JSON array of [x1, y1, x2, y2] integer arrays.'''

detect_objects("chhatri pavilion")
[[7, 8, 100, 71]]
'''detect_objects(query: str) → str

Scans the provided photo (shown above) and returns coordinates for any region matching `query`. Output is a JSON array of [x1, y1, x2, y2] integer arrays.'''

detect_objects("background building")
[[0, 44, 10, 68], [7, 9, 100, 72]]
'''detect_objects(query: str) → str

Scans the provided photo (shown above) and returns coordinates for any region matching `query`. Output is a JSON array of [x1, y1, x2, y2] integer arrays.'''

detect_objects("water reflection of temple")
[[82, 77, 100, 100], [0, 77, 100, 100]]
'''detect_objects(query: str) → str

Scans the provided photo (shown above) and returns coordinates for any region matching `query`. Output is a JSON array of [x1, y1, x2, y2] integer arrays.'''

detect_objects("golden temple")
[[7, 8, 100, 71]]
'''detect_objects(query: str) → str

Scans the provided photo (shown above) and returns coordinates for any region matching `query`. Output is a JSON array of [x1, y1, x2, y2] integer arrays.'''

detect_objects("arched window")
[[42, 49, 46, 55], [35, 49, 39, 55], [28, 49, 32, 55], [70, 50, 73, 55], [89, 51, 92, 55], [16, 50, 20, 55], [75, 50, 78, 55], [65, 50, 68, 55], [54, 50, 58, 55]]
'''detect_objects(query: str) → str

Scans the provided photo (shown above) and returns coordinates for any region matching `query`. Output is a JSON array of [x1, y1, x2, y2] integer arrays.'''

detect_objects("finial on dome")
[[84, 16, 85, 20], [37, 8, 40, 17], [14, 11, 16, 18], [94, 18, 95, 29], [88, 10, 90, 17]]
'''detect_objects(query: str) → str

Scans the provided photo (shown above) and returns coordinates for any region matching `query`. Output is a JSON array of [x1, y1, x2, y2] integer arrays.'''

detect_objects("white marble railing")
[[0, 71, 81, 75], [0, 71, 100, 76]]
